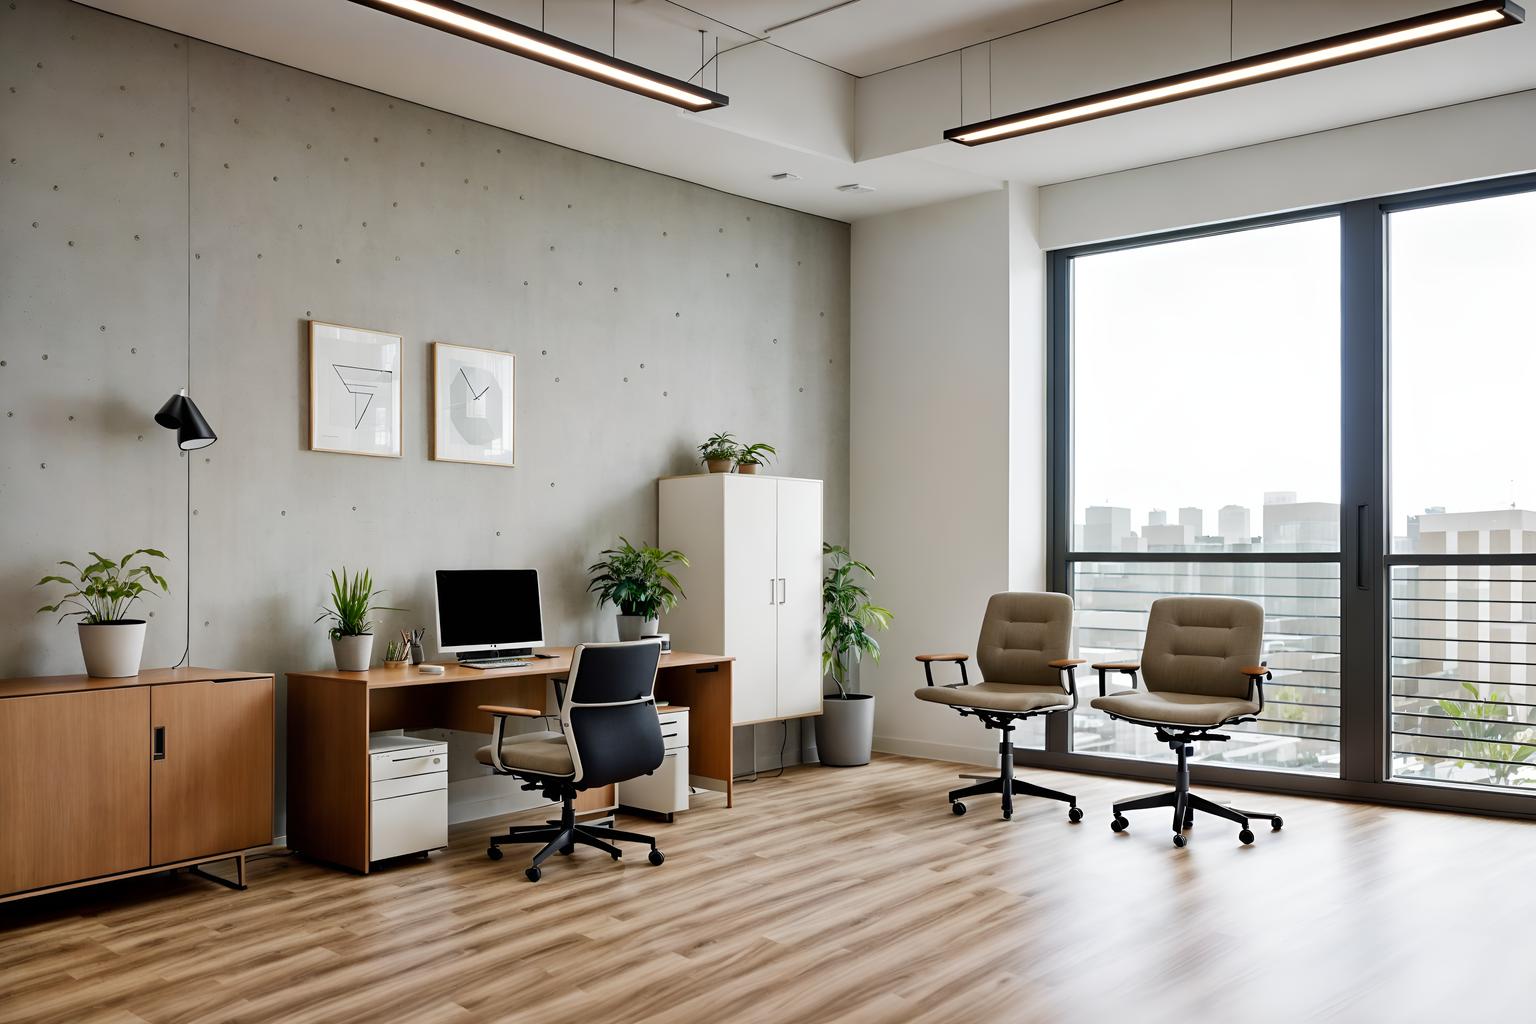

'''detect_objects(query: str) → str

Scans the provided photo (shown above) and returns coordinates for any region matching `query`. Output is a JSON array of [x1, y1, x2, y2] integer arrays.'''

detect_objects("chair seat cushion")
[[1089, 690, 1260, 727], [915, 682, 1072, 714], [474, 736, 575, 776]]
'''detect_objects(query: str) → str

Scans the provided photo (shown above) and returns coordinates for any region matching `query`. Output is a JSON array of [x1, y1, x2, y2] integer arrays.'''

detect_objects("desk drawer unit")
[[619, 709, 690, 816], [369, 737, 447, 862]]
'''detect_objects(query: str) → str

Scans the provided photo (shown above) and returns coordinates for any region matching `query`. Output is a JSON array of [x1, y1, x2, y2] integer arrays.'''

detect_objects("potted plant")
[[697, 431, 741, 474], [587, 538, 689, 641], [736, 441, 777, 475], [815, 544, 892, 767], [315, 567, 402, 671], [35, 548, 169, 678]]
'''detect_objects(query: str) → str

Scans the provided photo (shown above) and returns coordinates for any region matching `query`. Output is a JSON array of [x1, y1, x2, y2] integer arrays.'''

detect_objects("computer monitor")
[[434, 568, 544, 659]]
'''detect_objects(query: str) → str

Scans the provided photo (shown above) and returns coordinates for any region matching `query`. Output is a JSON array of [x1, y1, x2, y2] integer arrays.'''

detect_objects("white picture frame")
[[308, 320, 404, 458], [432, 341, 516, 467]]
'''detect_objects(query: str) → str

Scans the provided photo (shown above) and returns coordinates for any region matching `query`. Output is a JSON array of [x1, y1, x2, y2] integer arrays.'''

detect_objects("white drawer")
[[370, 788, 447, 861], [372, 770, 447, 801], [657, 711, 689, 751], [617, 748, 690, 815], [371, 745, 448, 782]]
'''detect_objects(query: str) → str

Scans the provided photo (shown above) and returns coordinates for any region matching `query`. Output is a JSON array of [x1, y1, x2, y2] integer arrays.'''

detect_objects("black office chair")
[[476, 640, 667, 882]]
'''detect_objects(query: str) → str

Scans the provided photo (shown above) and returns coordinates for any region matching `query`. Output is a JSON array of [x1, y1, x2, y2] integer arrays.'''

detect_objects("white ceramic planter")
[[815, 693, 876, 767], [332, 633, 374, 671], [616, 615, 660, 642], [78, 621, 147, 678]]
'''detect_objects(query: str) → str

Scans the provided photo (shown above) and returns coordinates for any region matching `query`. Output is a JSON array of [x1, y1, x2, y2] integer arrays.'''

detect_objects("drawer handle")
[[661, 732, 678, 738], [152, 725, 166, 761]]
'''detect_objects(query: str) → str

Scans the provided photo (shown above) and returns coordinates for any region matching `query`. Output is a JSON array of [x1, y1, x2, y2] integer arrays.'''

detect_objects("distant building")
[[1263, 497, 1340, 550], [1265, 491, 1298, 506], [1144, 523, 1195, 549], [1147, 509, 1167, 527], [1179, 506, 1203, 536], [1219, 505, 1251, 546], [1083, 506, 1133, 552]]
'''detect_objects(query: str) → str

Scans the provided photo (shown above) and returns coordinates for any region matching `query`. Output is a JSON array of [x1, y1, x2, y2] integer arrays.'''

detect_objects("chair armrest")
[[478, 704, 544, 717], [1047, 658, 1086, 668], [1093, 661, 1140, 697], [917, 653, 969, 688], [1240, 664, 1271, 710], [1049, 659, 1085, 710]]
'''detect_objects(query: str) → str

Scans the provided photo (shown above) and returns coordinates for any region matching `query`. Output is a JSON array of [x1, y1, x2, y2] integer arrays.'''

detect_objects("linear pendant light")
[[344, 0, 729, 110], [945, 0, 1524, 145]]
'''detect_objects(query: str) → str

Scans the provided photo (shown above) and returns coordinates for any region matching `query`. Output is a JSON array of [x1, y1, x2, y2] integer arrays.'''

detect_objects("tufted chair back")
[[975, 592, 1074, 688], [1141, 597, 1264, 698]]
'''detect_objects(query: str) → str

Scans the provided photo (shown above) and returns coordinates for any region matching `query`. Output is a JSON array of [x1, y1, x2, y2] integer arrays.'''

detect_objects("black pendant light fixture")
[[155, 389, 217, 450], [343, 0, 729, 110], [946, 0, 1525, 146]]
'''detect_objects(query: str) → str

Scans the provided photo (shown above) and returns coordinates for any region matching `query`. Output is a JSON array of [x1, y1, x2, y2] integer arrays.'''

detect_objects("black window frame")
[[1040, 170, 1536, 820]]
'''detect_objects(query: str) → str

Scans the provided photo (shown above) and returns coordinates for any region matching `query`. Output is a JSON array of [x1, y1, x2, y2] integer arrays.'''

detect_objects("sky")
[[1068, 189, 1536, 544]]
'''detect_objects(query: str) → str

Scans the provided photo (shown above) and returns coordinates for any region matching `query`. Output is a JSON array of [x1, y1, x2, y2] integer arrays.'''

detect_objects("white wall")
[[849, 188, 1047, 764], [1040, 88, 1536, 248]]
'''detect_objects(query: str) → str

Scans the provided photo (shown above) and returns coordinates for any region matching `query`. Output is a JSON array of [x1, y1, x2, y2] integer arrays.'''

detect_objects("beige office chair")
[[1090, 596, 1284, 847], [914, 592, 1084, 822]]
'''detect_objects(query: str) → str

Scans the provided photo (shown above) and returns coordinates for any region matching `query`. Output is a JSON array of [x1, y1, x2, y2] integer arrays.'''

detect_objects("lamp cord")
[[174, 39, 192, 670]]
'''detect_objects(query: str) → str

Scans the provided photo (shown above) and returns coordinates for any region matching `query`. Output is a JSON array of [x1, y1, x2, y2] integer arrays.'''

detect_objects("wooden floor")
[[2, 754, 1533, 1024]]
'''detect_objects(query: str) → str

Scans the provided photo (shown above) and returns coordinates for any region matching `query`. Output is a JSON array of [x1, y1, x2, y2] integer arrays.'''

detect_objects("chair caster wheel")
[[1239, 828, 1255, 845], [1271, 816, 1284, 831], [1110, 816, 1129, 834], [951, 801, 966, 816], [1068, 806, 1084, 823], [1002, 808, 1013, 821], [1173, 834, 1187, 848], [525, 866, 541, 882], [649, 849, 665, 866], [559, 845, 574, 856], [486, 846, 502, 861]]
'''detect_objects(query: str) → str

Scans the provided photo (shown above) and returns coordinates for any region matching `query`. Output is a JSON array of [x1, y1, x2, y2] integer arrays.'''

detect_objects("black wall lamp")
[[155, 389, 217, 451], [343, 0, 729, 111], [945, 1, 1525, 146]]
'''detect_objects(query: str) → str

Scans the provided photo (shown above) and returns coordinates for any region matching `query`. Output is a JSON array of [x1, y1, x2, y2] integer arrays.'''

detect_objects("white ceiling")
[[686, 0, 1109, 77], [75, 0, 1536, 223]]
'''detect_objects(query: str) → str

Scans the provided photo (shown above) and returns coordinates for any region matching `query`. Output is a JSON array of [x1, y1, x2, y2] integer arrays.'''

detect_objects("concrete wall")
[[849, 188, 1047, 765], [0, 0, 850, 830]]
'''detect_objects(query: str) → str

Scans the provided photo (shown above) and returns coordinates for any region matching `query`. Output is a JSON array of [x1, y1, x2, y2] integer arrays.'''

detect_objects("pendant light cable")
[[174, 40, 192, 669]]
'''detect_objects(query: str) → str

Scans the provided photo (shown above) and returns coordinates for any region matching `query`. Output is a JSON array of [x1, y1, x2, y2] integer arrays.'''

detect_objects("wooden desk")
[[286, 648, 734, 873], [0, 667, 274, 904]]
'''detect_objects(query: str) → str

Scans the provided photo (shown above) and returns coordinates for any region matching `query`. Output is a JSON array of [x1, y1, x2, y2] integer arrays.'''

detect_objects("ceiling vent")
[[836, 183, 876, 193]]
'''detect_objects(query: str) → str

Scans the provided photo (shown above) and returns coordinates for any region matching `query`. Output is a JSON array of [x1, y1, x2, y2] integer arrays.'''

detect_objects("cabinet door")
[[151, 678, 274, 864], [723, 477, 779, 723], [0, 688, 150, 895], [775, 479, 824, 718]]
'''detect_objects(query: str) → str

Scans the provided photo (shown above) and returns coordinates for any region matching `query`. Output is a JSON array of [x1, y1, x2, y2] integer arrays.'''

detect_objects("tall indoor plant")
[[316, 567, 401, 671], [587, 538, 689, 641], [36, 548, 169, 678], [816, 543, 892, 766]]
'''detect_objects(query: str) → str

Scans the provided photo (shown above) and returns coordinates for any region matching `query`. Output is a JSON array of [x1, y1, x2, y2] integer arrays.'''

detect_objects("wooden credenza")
[[0, 667, 274, 904]]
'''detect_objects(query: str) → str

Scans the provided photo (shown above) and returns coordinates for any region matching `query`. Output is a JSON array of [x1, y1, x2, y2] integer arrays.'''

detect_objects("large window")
[[1048, 174, 1536, 814], [1066, 218, 1342, 774], [1387, 189, 1536, 791]]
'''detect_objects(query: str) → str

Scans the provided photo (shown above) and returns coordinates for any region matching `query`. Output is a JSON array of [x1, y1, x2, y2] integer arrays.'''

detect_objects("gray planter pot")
[[616, 615, 659, 642], [332, 633, 374, 672], [815, 693, 875, 766], [78, 621, 147, 678]]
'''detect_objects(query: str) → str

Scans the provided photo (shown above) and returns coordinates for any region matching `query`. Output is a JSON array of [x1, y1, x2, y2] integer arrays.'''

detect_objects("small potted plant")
[[315, 567, 402, 671], [816, 544, 892, 767], [35, 548, 169, 678], [587, 538, 689, 641], [736, 441, 777, 475], [697, 431, 741, 474]]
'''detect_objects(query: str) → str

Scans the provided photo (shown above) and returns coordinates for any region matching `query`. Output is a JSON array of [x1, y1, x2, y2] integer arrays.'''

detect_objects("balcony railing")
[[1390, 564, 1536, 791], [1070, 560, 1341, 774]]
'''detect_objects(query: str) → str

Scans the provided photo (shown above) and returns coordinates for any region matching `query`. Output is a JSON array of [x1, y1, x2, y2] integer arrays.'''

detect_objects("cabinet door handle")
[[152, 725, 166, 761], [770, 578, 776, 605], [778, 577, 786, 604]]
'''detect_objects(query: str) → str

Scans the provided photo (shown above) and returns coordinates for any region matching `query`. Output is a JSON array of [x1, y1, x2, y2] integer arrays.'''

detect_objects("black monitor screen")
[[435, 569, 544, 652]]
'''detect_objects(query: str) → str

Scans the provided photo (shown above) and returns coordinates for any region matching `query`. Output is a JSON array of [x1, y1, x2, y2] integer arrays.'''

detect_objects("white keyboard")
[[460, 658, 531, 670]]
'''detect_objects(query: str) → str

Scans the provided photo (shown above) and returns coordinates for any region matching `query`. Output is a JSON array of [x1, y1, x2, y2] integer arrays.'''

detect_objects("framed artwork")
[[432, 342, 516, 467], [308, 320, 403, 458]]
